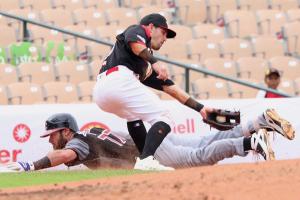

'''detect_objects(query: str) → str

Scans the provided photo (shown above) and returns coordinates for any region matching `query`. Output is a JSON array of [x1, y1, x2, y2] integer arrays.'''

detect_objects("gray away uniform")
[[63, 115, 264, 169]]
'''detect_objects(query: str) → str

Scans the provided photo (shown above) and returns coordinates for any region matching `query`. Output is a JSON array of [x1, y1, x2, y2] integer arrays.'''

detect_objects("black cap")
[[140, 13, 176, 38], [265, 67, 281, 77]]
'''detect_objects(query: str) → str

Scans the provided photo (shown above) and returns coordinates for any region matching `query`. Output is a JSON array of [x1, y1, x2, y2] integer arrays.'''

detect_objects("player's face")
[[265, 74, 280, 89], [49, 130, 68, 150], [151, 26, 167, 50]]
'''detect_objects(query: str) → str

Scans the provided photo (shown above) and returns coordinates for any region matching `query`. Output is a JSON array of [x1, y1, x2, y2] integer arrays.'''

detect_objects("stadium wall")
[[1, 98, 300, 170]]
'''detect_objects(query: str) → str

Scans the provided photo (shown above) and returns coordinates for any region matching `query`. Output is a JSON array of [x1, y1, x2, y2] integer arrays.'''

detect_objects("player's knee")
[[152, 121, 171, 135], [150, 113, 174, 128]]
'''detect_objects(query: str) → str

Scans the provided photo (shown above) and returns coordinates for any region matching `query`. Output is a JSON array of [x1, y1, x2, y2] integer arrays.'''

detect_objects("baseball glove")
[[203, 109, 240, 131]]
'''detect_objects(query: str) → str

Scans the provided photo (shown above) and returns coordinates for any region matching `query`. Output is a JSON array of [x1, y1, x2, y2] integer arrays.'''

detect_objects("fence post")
[[185, 68, 190, 93], [22, 21, 29, 41]]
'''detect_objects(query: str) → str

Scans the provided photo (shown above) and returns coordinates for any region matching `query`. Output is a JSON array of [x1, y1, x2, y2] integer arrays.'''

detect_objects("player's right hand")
[[152, 63, 168, 81], [0, 162, 35, 172]]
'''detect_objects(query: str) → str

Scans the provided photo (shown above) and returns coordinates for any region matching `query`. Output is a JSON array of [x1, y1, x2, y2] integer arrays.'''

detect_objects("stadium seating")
[[192, 23, 225, 42], [269, 56, 300, 79], [77, 80, 95, 102], [40, 8, 74, 27], [137, 6, 172, 23], [0, 26, 19, 46], [72, 8, 107, 27], [237, 0, 269, 10], [43, 81, 78, 103], [176, 0, 207, 24], [187, 39, 220, 63], [21, 0, 52, 10], [286, 9, 300, 21], [51, 0, 84, 10], [256, 10, 287, 35], [1, 0, 300, 104], [227, 79, 259, 98], [83, 0, 119, 10], [18, 62, 57, 84], [105, 7, 138, 26], [223, 10, 258, 38], [294, 77, 300, 95], [278, 79, 297, 95], [192, 77, 229, 99], [96, 25, 125, 41], [207, 0, 237, 23], [236, 57, 267, 81], [251, 36, 285, 58], [268, 0, 299, 11], [0, 0, 21, 10], [29, 25, 64, 43], [158, 40, 189, 60], [219, 38, 252, 59], [0, 63, 19, 84], [0, 85, 8, 104], [168, 24, 194, 41], [7, 82, 44, 104], [282, 21, 300, 56], [55, 61, 91, 84], [203, 57, 238, 77]]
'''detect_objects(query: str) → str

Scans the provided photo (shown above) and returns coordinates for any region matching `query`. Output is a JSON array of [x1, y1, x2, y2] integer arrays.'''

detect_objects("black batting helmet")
[[41, 113, 79, 138]]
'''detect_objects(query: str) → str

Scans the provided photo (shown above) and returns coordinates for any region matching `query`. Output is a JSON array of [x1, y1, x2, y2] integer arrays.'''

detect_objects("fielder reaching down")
[[93, 13, 216, 171], [1, 109, 294, 172]]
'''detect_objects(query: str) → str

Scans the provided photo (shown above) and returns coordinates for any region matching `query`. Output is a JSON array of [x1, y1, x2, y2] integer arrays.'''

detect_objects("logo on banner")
[[80, 122, 110, 131], [13, 124, 31, 143]]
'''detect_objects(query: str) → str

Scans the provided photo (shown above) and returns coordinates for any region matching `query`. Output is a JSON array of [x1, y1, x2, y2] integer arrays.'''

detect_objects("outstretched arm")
[[1, 149, 77, 172], [162, 84, 215, 119]]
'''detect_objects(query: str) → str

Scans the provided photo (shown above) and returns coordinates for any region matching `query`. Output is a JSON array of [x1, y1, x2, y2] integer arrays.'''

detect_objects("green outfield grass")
[[0, 169, 145, 188]]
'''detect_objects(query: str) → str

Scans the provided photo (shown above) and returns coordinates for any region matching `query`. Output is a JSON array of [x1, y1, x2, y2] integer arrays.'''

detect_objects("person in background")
[[256, 67, 285, 98]]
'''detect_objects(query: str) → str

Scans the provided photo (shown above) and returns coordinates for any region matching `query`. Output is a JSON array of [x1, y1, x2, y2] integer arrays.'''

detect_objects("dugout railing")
[[0, 11, 293, 97]]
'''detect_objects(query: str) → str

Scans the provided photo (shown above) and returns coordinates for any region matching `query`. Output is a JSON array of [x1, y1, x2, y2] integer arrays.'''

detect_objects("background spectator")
[[256, 67, 285, 98]]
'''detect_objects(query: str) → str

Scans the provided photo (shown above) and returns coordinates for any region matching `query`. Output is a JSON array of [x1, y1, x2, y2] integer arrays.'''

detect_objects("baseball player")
[[93, 13, 216, 171], [1, 109, 294, 172]]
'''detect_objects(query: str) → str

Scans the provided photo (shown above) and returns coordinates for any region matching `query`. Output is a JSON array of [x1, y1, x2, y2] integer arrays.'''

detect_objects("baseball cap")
[[40, 113, 79, 138], [140, 13, 176, 38], [265, 67, 281, 77]]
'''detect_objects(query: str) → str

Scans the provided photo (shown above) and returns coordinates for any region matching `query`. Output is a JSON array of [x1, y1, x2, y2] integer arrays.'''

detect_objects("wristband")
[[184, 97, 204, 112]]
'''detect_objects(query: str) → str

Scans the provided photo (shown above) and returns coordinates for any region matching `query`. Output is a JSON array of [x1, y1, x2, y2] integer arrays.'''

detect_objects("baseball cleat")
[[134, 156, 174, 171], [263, 108, 295, 140], [251, 129, 275, 161]]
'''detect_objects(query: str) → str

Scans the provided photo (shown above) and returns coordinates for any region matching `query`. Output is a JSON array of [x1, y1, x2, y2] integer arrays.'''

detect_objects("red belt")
[[106, 66, 119, 76]]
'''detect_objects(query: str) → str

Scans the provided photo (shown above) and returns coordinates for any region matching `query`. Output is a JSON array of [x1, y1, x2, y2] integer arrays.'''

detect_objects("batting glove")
[[5, 161, 35, 172]]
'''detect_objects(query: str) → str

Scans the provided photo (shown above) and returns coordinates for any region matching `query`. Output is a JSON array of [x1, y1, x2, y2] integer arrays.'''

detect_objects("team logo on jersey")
[[13, 124, 31, 143], [80, 122, 110, 131]]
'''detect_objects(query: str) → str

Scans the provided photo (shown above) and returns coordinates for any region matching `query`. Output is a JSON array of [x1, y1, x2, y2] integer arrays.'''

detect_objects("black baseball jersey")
[[100, 25, 151, 81], [64, 128, 138, 169]]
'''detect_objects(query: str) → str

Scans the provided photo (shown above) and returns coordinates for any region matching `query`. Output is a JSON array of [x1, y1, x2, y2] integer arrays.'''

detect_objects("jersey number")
[[97, 130, 126, 146]]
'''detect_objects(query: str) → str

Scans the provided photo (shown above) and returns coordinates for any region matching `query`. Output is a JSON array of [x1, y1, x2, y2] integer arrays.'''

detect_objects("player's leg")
[[157, 129, 273, 168], [127, 120, 146, 154], [166, 125, 245, 148], [241, 108, 295, 140], [94, 66, 174, 170]]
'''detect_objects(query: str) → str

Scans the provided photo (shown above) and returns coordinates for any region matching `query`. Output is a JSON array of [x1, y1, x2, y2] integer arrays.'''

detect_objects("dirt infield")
[[1, 159, 300, 200]]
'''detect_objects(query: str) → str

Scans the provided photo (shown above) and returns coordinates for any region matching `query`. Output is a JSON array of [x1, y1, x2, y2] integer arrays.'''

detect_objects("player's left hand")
[[152, 63, 168, 81], [0, 162, 35, 173], [200, 106, 215, 120]]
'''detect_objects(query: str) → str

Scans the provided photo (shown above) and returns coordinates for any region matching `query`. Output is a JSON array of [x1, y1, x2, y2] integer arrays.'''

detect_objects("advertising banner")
[[1, 97, 300, 169]]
